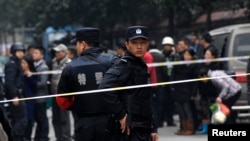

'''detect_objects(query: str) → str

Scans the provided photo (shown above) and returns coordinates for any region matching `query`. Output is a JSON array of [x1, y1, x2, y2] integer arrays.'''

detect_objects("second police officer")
[[56, 27, 117, 141], [98, 26, 158, 141], [4, 43, 28, 141]]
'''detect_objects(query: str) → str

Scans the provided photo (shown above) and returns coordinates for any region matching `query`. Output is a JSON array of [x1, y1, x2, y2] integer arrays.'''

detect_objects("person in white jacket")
[[198, 68, 242, 124]]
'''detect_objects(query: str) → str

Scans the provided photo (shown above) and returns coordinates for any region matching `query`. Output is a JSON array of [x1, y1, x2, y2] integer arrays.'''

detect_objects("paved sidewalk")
[[41, 109, 207, 141]]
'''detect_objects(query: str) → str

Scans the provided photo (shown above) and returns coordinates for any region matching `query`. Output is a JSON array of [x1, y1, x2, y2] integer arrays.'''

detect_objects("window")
[[233, 33, 250, 62]]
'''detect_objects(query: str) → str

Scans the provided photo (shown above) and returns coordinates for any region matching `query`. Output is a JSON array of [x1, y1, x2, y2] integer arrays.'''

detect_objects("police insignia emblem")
[[136, 28, 142, 34]]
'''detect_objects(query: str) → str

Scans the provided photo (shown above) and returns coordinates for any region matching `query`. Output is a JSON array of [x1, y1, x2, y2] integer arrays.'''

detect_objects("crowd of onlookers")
[[0, 31, 242, 141], [0, 43, 79, 141], [148, 33, 241, 136]]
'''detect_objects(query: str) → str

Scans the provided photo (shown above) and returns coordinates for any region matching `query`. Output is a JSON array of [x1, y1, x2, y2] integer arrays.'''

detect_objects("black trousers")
[[222, 90, 241, 124], [115, 127, 151, 141], [34, 102, 49, 141], [9, 100, 28, 137], [74, 116, 109, 141]]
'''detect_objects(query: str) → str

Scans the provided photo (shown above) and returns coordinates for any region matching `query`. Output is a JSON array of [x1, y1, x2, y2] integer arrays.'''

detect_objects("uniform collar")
[[34, 60, 44, 67], [10, 56, 20, 62], [80, 47, 102, 56], [124, 51, 146, 65]]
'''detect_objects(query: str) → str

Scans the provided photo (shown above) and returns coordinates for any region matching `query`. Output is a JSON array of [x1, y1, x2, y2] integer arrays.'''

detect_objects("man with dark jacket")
[[56, 27, 117, 141], [198, 32, 215, 59], [4, 43, 27, 141], [198, 33, 222, 134], [99, 26, 158, 141]]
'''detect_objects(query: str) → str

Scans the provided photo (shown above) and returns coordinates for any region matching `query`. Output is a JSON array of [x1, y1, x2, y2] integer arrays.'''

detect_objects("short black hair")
[[27, 44, 36, 51], [178, 37, 190, 46], [116, 42, 126, 51], [68, 47, 78, 58], [34, 46, 46, 55], [202, 32, 212, 43]]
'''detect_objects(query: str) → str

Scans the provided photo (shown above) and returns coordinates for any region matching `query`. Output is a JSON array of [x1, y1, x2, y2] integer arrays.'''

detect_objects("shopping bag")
[[210, 103, 228, 124], [219, 103, 230, 117]]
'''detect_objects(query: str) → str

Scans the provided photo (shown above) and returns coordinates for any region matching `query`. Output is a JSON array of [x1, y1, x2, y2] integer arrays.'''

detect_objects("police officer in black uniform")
[[56, 27, 117, 141], [4, 43, 28, 141], [98, 26, 158, 141]]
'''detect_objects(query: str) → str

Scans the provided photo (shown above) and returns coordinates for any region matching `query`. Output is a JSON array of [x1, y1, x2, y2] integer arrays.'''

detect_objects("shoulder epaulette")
[[120, 58, 128, 63]]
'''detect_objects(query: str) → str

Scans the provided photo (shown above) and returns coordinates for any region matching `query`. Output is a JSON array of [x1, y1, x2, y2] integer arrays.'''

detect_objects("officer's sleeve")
[[98, 62, 129, 120], [56, 64, 74, 110], [57, 64, 73, 96], [4, 62, 18, 99]]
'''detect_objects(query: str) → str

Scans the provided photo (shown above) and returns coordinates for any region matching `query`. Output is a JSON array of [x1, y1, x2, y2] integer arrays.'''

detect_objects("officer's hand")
[[119, 114, 127, 133], [151, 133, 158, 141], [12, 97, 19, 106], [127, 126, 130, 135]]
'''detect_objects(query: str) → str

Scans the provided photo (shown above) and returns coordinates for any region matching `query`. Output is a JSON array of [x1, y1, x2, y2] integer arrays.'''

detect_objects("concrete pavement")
[[42, 109, 207, 141], [158, 125, 207, 141]]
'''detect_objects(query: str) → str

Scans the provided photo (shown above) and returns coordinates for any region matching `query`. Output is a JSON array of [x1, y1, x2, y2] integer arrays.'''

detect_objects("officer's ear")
[[78, 41, 88, 49], [125, 41, 129, 50]]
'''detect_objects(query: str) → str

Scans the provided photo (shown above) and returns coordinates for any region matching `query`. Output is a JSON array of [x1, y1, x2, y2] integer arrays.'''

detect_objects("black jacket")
[[4, 57, 23, 99], [171, 63, 198, 101], [57, 47, 116, 117], [149, 49, 169, 83], [198, 61, 222, 99], [99, 51, 155, 130]]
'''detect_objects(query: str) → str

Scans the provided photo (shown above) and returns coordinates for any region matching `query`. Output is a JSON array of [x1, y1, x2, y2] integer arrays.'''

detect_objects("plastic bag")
[[210, 102, 230, 124], [219, 103, 230, 117], [210, 102, 230, 117]]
